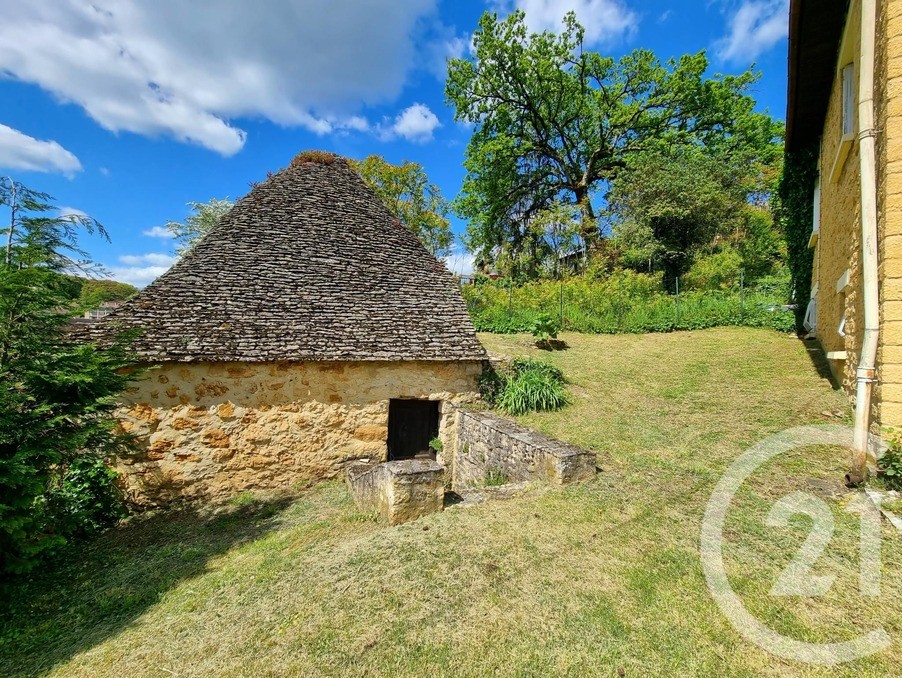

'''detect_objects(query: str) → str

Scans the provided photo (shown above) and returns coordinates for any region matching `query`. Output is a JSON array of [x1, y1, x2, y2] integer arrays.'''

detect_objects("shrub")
[[484, 468, 510, 486], [531, 312, 560, 347], [878, 441, 902, 491], [43, 456, 125, 537], [495, 358, 570, 415], [683, 249, 743, 290], [461, 271, 794, 335]]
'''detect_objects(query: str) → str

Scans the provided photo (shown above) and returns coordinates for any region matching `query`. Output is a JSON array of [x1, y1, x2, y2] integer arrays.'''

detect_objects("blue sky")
[[0, 0, 790, 285]]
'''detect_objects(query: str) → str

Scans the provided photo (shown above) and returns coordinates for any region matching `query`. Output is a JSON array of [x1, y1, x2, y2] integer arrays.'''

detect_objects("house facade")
[[93, 152, 486, 505], [788, 0, 902, 453]]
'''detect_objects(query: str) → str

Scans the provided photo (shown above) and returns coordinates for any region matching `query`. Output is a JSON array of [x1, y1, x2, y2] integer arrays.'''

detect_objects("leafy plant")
[[878, 441, 902, 490], [531, 312, 561, 346], [463, 272, 794, 336], [484, 468, 510, 487], [43, 456, 125, 536], [495, 358, 570, 416], [428, 437, 443, 454]]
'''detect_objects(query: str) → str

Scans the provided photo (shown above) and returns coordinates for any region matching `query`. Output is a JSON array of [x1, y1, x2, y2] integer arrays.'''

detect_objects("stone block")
[[452, 409, 596, 490], [346, 459, 445, 525]]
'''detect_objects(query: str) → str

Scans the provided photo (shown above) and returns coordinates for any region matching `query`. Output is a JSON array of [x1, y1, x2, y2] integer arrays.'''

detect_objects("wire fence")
[[461, 272, 796, 335]]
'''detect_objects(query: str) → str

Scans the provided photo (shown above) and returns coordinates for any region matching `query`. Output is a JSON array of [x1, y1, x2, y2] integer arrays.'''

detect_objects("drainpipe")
[[849, 0, 880, 485]]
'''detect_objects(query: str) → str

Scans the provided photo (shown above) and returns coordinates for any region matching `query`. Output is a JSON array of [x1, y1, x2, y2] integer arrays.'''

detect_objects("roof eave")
[[785, 0, 850, 153]]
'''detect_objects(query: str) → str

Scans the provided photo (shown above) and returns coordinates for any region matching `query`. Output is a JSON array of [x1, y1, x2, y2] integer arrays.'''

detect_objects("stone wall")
[[813, 0, 902, 428], [452, 408, 596, 489], [876, 0, 902, 425], [115, 360, 482, 505]]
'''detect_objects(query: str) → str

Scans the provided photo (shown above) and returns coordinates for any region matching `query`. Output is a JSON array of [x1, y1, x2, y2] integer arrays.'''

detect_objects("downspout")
[[849, 0, 880, 484]]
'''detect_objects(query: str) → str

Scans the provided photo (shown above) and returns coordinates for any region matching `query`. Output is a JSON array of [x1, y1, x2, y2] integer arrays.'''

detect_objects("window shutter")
[[842, 63, 855, 136]]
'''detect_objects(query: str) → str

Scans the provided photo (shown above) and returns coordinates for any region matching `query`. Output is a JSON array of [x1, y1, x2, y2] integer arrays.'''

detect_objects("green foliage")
[[447, 10, 783, 268], [878, 437, 902, 490], [79, 279, 138, 308], [530, 312, 560, 343], [43, 456, 125, 536], [683, 250, 743, 291], [166, 198, 234, 256], [776, 146, 819, 330], [0, 178, 136, 575], [463, 272, 795, 335], [350, 155, 454, 257], [609, 148, 753, 281], [493, 358, 570, 416], [484, 468, 510, 487], [428, 437, 443, 453]]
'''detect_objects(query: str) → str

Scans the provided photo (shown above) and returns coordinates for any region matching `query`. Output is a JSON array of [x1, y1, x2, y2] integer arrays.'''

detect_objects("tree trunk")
[[575, 188, 599, 256]]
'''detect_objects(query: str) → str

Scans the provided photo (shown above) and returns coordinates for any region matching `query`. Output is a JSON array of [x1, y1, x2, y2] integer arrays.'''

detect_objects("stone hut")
[[95, 152, 486, 505]]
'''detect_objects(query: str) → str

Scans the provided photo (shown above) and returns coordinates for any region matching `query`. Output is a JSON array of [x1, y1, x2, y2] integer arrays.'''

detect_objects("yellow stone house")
[[90, 152, 486, 505], [787, 0, 902, 479]]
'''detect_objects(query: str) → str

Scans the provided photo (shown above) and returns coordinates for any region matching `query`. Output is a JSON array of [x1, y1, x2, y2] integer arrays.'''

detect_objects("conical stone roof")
[[95, 152, 486, 363]]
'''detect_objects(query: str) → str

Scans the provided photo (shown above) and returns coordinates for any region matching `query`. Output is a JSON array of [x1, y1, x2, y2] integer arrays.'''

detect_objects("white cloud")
[[443, 250, 476, 276], [0, 124, 82, 176], [381, 103, 441, 143], [716, 0, 789, 64], [108, 252, 178, 287], [142, 225, 174, 239], [118, 252, 178, 267], [497, 0, 637, 44], [0, 0, 436, 155], [58, 206, 88, 219], [425, 23, 470, 80]]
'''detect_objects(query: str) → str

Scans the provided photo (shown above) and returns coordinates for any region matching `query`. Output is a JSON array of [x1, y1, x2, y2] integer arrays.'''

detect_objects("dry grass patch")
[[2, 328, 900, 676]]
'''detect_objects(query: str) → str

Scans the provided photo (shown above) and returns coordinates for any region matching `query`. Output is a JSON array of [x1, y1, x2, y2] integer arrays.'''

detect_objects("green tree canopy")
[[350, 155, 454, 257], [609, 146, 784, 284], [166, 198, 234, 256], [446, 10, 784, 269], [79, 279, 138, 308]]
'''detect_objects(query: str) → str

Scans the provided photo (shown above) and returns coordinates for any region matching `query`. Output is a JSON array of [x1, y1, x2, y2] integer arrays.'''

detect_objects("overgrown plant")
[[484, 468, 510, 487], [531, 312, 561, 348], [878, 439, 902, 491], [0, 177, 136, 574], [492, 358, 570, 416]]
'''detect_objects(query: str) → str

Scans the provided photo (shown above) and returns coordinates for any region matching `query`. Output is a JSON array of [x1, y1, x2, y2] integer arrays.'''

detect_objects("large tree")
[[446, 10, 784, 265], [350, 155, 454, 257]]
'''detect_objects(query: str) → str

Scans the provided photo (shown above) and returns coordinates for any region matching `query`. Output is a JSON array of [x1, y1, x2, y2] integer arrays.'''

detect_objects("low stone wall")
[[452, 409, 596, 489], [114, 360, 481, 505], [346, 459, 445, 525]]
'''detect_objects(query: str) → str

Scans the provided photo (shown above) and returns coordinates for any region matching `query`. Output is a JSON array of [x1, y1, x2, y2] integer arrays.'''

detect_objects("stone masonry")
[[452, 408, 596, 489], [115, 360, 481, 505], [346, 459, 445, 525]]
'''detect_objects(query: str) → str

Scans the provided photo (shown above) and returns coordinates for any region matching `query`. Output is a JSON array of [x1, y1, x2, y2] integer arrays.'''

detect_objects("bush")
[[462, 271, 794, 335], [878, 441, 902, 491], [43, 456, 125, 537], [494, 358, 570, 416], [683, 249, 743, 290]]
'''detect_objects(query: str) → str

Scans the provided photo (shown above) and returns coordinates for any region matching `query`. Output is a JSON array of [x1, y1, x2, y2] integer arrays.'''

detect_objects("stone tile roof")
[[92, 153, 487, 363]]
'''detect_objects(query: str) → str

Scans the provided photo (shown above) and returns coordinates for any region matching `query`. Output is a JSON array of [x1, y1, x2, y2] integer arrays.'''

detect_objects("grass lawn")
[[2, 328, 901, 676]]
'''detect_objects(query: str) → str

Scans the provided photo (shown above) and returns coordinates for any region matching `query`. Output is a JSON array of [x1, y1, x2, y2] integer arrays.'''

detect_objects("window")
[[842, 63, 855, 136]]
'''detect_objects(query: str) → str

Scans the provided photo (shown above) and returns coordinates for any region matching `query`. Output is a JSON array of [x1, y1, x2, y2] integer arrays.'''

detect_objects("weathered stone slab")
[[453, 408, 596, 489], [346, 459, 445, 525]]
